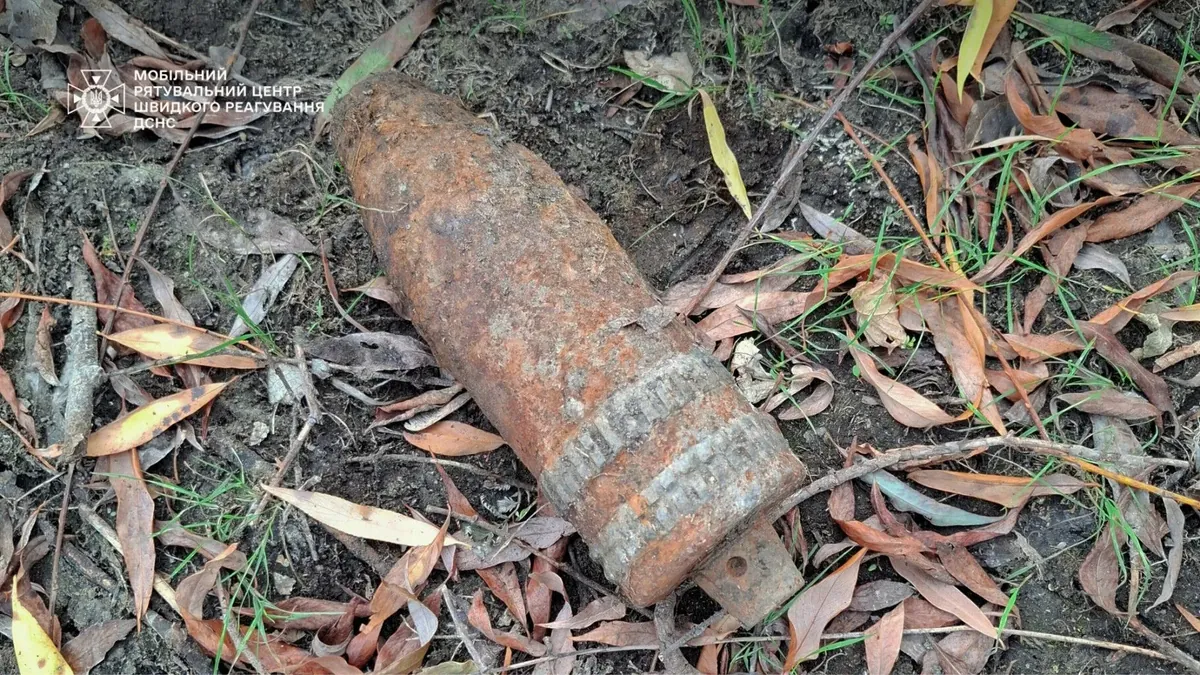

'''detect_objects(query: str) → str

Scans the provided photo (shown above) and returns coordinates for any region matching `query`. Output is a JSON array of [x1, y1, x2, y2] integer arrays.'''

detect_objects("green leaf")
[[699, 90, 753, 220], [1016, 12, 1118, 50], [956, 0, 993, 99], [313, 0, 440, 138], [863, 470, 1003, 527]]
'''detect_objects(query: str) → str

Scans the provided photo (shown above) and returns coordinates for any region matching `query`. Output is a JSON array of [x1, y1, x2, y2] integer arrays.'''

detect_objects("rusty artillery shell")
[[334, 74, 806, 623]]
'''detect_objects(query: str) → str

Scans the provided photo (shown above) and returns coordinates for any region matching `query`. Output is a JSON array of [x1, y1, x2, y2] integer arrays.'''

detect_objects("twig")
[[1128, 616, 1200, 674], [679, 0, 938, 316], [98, 0, 266, 355], [653, 590, 699, 674], [770, 434, 1191, 522], [497, 625, 1174, 672], [49, 263, 102, 615], [348, 453, 537, 492], [321, 524, 392, 578]]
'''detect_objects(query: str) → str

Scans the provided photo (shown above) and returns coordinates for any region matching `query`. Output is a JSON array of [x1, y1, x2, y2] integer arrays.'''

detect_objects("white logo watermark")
[[68, 69, 125, 129]]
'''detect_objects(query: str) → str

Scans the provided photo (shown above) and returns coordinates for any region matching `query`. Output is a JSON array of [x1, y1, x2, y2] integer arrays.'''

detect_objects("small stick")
[[98, 0, 266, 356], [321, 524, 392, 578], [769, 434, 1192, 522], [680, 0, 938, 316], [495, 624, 1173, 672]]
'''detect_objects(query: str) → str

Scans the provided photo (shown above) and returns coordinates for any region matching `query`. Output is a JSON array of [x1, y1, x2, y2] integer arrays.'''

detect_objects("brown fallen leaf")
[[1151, 498, 1185, 609], [263, 485, 463, 547], [1092, 270, 1200, 332], [984, 363, 1050, 402], [527, 542, 568, 642], [376, 592, 441, 673], [1096, 0, 1160, 30], [1001, 331, 1084, 361], [468, 590, 546, 656], [974, 196, 1118, 283], [889, 555, 995, 639], [0, 366, 39, 444], [1054, 86, 1200, 173], [81, 233, 155, 334], [1005, 73, 1107, 163], [76, 0, 171, 60], [61, 619, 135, 675], [837, 519, 928, 556], [106, 324, 259, 369], [1058, 388, 1160, 421], [696, 289, 830, 341], [571, 620, 656, 647], [477, 562, 528, 633], [665, 268, 798, 314], [402, 420, 506, 457], [1023, 225, 1088, 334], [1086, 184, 1200, 243], [849, 341, 959, 429], [106, 451, 154, 626], [864, 602, 905, 675], [933, 627, 994, 675], [86, 382, 230, 457], [1079, 321, 1173, 414], [540, 596, 625, 631], [849, 580, 914, 613], [784, 548, 866, 669], [908, 470, 1086, 508], [0, 168, 34, 245], [1080, 523, 1126, 616], [260, 597, 372, 632], [435, 465, 478, 518], [33, 305, 58, 386], [903, 596, 961, 629], [917, 297, 1004, 434], [936, 543, 1010, 606]]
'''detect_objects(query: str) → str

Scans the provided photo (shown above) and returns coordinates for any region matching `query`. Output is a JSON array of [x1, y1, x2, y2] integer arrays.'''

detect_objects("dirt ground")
[[1, 0, 1200, 673]]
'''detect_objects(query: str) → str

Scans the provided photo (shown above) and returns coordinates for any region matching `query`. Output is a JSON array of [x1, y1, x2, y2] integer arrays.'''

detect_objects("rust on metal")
[[333, 73, 806, 624]]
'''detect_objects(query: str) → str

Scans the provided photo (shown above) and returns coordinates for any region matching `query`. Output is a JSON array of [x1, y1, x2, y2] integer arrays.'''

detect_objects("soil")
[[1, 0, 1199, 673]]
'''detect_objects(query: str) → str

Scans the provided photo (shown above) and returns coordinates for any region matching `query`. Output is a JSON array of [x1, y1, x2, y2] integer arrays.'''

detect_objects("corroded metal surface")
[[333, 73, 806, 617]]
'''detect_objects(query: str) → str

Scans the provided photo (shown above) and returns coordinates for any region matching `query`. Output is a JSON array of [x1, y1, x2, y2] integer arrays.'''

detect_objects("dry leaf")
[[1001, 331, 1083, 361], [798, 202, 875, 254], [12, 566, 73, 675], [1096, 0, 1160, 30], [865, 602, 905, 675], [907, 470, 1086, 508], [903, 596, 961, 629], [477, 563, 528, 632], [1086, 184, 1200, 243], [699, 89, 752, 219], [784, 548, 866, 669], [1054, 86, 1200, 173], [261, 485, 464, 547], [850, 343, 958, 429], [572, 621, 657, 647], [974, 195, 1117, 283], [0, 365, 38, 443], [34, 305, 58, 386], [1092, 270, 1199, 332], [1074, 243, 1131, 286], [850, 277, 908, 350], [308, 331, 435, 375], [86, 382, 230, 457], [106, 324, 259, 369], [890, 555, 995, 639], [1150, 498, 1185, 609], [1058, 388, 1159, 421], [1177, 604, 1200, 633], [61, 619, 135, 675], [260, 598, 372, 632], [540, 596, 625, 630], [468, 590, 547, 656], [535, 603, 576, 675], [837, 519, 927, 556], [1004, 73, 1106, 163], [81, 234, 155, 334], [107, 451, 154, 625], [403, 421, 506, 457], [228, 254, 299, 339], [1079, 523, 1126, 615], [76, 0, 169, 60], [936, 543, 1010, 606], [1079, 321, 1172, 414], [623, 50, 694, 94]]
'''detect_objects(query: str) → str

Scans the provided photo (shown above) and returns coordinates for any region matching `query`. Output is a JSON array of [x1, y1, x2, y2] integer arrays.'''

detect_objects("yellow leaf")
[[698, 90, 752, 219], [12, 568, 73, 675], [86, 381, 231, 457], [107, 324, 260, 370], [261, 485, 467, 548], [956, 0, 993, 99]]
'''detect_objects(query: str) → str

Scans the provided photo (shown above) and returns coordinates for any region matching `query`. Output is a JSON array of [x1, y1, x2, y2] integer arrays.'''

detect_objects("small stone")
[[273, 572, 296, 596], [247, 420, 270, 446]]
